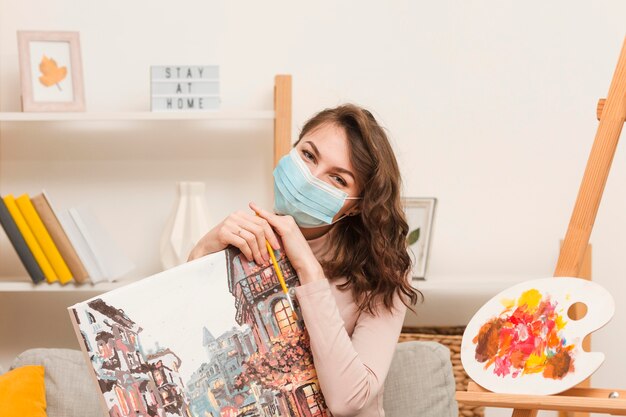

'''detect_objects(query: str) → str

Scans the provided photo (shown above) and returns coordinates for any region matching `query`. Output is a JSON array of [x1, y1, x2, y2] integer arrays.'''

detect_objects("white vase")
[[160, 181, 211, 270]]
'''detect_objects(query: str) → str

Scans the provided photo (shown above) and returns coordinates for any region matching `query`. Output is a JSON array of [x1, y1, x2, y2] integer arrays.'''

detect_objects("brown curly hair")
[[294, 104, 423, 314]]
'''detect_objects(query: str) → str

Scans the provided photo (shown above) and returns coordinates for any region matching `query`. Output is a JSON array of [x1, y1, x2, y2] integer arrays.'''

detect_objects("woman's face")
[[294, 122, 361, 221]]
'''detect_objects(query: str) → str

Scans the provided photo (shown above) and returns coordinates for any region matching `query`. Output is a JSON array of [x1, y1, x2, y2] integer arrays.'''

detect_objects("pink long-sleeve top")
[[294, 232, 408, 417]]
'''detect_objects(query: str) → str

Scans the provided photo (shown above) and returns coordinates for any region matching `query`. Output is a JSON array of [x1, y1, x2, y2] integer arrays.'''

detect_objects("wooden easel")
[[456, 35, 626, 417]]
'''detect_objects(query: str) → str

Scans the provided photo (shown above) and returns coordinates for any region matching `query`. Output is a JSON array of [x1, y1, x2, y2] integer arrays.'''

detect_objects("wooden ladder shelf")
[[456, 35, 626, 417]]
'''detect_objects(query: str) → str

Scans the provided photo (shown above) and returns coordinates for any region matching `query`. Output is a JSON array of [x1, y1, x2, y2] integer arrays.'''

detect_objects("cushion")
[[11, 348, 106, 417], [0, 365, 47, 417], [383, 341, 458, 417]]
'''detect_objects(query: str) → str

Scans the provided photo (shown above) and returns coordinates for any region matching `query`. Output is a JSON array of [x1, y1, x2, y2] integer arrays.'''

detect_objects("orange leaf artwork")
[[38, 55, 67, 91]]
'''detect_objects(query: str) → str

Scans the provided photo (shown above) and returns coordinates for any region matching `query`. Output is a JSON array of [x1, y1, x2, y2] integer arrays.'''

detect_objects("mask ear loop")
[[338, 196, 362, 221], [312, 201, 362, 227], [331, 213, 349, 224]]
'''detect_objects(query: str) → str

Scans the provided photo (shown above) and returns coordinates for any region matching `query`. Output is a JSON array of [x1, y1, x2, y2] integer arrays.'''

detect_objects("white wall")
[[1, 1, 625, 415]]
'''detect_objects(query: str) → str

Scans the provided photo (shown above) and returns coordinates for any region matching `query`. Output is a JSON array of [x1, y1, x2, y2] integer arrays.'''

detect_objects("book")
[[16, 193, 73, 284], [31, 191, 90, 284], [0, 196, 45, 284], [57, 208, 105, 283], [3, 194, 58, 283], [68, 246, 329, 417], [68, 205, 135, 282]]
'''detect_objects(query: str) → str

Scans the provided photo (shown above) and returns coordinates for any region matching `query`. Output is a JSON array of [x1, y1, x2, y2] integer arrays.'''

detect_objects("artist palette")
[[461, 277, 614, 395]]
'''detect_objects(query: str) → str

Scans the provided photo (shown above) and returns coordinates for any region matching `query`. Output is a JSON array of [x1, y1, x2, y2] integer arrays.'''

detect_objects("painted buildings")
[[186, 325, 265, 416], [184, 246, 328, 417], [71, 298, 191, 417], [147, 348, 190, 415], [225, 247, 300, 351], [225, 247, 328, 417]]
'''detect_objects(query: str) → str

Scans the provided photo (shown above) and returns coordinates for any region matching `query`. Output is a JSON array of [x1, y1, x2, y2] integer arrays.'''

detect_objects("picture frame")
[[17, 31, 85, 112], [402, 197, 437, 280]]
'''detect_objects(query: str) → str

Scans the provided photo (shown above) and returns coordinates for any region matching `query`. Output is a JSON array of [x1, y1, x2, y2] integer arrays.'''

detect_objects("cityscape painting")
[[68, 246, 329, 417]]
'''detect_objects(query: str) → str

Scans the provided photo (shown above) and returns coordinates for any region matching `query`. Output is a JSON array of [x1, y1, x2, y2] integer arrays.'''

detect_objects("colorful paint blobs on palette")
[[473, 288, 574, 380], [461, 278, 614, 395]]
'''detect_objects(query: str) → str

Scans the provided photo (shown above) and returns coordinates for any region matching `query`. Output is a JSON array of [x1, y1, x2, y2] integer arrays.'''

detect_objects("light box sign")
[[151, 65, 220, 112]]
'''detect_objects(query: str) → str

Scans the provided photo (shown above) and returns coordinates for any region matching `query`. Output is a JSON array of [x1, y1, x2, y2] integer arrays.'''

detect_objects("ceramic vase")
[[160, 181, 210, 270]]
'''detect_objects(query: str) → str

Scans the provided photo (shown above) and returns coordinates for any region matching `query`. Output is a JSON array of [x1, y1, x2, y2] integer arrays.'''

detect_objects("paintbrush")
[[264, 240, 301, 322]]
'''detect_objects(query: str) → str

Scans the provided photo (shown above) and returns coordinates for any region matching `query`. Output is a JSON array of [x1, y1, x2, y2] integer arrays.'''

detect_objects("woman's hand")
[[249, 201, 323, 282], [186, 209, 281, 265]]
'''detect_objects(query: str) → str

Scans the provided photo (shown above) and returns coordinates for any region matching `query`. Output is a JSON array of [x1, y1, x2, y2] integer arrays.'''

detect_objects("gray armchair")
[[6, 341, 458, 417]]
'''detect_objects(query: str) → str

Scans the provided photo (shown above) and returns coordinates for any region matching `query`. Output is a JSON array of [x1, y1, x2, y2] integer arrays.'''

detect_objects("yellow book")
[[16, 194, 73, 284], [3, 194, 58, 283]]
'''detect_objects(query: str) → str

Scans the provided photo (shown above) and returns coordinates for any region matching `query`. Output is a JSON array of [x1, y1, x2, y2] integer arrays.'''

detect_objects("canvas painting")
[[68, 246, 329, 417], [461, 277, 614, 395]]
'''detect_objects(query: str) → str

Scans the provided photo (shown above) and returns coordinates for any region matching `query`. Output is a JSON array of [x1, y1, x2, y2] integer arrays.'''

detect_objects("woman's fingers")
[[249, 201, 288, 234], [223, 216, 263, 264], [234, 217, 270, 264], [250, 201, 299, 238], [249, 212, 281, 249], [240, 228, 266, 265], [228, 230, 257, 264], [214, 207, 287, 265]]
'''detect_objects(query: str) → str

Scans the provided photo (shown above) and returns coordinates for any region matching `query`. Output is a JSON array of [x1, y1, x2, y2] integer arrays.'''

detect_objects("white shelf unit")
[[0, 74, 292, 294], [0, 110, 276, 122]]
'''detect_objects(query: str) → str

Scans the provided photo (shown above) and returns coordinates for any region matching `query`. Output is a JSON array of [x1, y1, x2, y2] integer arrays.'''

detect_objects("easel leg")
[[557, 243, 592, 417], [553, 33, 626, 279], [512, 409, 538, 417]]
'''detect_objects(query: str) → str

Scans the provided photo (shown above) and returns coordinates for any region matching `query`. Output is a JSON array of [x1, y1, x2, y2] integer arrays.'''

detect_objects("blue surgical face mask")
[[273, 147, 361, 228]]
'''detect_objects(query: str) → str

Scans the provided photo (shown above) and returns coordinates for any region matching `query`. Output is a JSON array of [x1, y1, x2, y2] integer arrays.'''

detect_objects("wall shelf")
[[0, 110, 276, 122], [0, 280, 128, 292]]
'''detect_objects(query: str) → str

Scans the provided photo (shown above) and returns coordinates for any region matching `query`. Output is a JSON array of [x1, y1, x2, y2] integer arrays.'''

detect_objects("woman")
[[188, 104, 421, 417]]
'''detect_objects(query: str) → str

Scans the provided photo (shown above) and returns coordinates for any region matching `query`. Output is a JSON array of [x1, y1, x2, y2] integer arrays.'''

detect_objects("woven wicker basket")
[[399, 326, 483, 417]]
